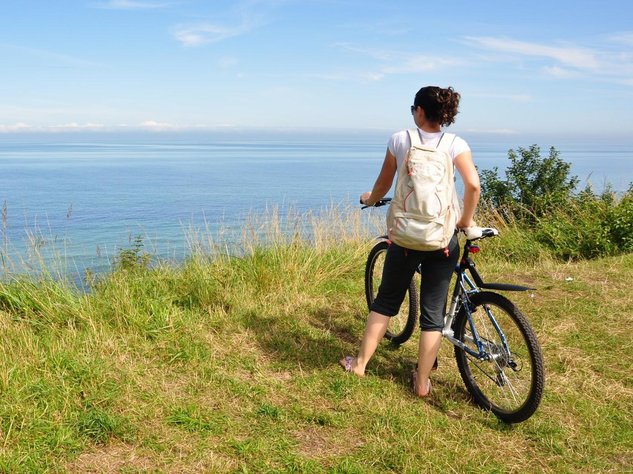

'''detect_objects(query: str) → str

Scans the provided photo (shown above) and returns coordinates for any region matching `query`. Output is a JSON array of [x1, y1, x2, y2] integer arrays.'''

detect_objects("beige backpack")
[[386, 129, 460, 251]]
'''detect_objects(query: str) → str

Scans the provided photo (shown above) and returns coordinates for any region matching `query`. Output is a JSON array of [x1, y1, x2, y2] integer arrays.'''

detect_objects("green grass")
[[0, 209, 632, 473]]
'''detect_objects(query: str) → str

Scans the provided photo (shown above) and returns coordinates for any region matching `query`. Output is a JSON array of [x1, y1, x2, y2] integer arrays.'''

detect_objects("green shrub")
[[480, 144, 579, 220], [113, 235, 151, 272], [533, 185, 633, 260], [606, 184, 633, 253], [480, 145, 632, 260], [535, 199, 613, 260]]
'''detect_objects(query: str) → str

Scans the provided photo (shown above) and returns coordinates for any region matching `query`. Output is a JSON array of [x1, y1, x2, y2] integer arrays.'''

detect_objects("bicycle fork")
[[442, 272, 512, 367]]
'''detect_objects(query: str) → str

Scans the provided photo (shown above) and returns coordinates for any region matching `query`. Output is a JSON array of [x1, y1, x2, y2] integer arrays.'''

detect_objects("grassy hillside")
[[0, 210, 631, 473]]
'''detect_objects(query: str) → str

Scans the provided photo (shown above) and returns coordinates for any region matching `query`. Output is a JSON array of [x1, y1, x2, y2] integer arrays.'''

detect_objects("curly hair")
[[413, 86, 461, 126]]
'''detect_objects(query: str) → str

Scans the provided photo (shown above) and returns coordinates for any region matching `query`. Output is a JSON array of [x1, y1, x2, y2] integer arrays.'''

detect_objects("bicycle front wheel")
[[454, 292, 544, 423], [365, 240, 417, 345]]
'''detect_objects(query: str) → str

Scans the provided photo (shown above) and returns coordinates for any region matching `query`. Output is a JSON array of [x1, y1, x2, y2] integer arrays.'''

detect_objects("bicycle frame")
[[368, 197, 533, 362], [439, 238, 533, 362], [364, 199, 544, 422]]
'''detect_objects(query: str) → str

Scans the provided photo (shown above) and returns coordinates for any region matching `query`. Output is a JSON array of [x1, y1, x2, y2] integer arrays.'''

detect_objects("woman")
[[340, 86, 480, 397]]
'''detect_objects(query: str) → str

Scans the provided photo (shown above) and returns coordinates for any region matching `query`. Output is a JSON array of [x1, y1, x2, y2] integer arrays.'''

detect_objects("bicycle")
[[363, 197, 544, 423]]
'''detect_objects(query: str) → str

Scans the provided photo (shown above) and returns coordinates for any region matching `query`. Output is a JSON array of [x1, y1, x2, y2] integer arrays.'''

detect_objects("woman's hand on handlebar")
[[459, 226, 500, 240], [360, 191, 372, 206], [361, 196, 392, 209], [456, 217, 476, 230]]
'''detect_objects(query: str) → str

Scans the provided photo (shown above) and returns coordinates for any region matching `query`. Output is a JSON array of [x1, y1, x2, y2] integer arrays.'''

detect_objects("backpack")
[[386, 129, 460, 251]]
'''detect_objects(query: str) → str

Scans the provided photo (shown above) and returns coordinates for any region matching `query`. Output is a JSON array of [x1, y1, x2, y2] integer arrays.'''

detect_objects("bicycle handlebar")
[[360, 197, 499, 241], [459, 227, 499, 241], [360, 197, 392, 209]]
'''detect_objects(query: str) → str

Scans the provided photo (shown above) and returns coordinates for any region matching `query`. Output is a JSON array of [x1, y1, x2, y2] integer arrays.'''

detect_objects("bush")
[[113, 235, 151, 272], [480, 144, 579, 220], [537, 185, 633, 259], [606, 184, 633, 253], [535, 196, 615, 260], [479, 145, 632, 260]]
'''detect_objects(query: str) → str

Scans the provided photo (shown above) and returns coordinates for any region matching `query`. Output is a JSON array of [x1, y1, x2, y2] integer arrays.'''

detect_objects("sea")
[[1, 130, 632, 282]]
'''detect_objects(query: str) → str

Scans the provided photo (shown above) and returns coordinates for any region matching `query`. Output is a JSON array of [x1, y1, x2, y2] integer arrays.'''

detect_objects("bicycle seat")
[[459, 227, 499, 240]]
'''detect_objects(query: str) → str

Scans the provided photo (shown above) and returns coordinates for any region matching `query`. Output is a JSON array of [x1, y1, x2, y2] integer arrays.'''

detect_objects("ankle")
[[414, 379, 431, 397], [352, 359, 366, 376]]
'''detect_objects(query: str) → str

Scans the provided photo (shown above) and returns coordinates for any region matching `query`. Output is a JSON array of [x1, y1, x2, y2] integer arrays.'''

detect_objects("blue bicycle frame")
[[439, 236, 533, 362]]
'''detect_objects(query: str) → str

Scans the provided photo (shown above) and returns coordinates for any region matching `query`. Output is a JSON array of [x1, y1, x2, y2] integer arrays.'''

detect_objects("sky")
[[1, 0, 632, 138]]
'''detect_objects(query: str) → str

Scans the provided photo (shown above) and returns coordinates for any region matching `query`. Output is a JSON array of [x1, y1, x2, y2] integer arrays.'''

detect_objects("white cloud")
[[382, 56, 460, 74], [333, 43, 461, 82], [0, 123, 108, 133], [49, 123, 106, 132], [0, 123, 32, 133], [137, 121, 237, 131], [542, 66, 581, 79], [139, 120, 180, 131], [94, 0, 170, 10], [0, 121, 245, 134], [171, 23, 248, 47], [0, 43, 100, 68], [465, 35, 633, 86], [170, 1, 268, 47], [361, 72, 385, 82], [465, 36, 599, 69], [336, 43, 396, 61], [607, 32, 633, 46], [306, 70, 389, 83]]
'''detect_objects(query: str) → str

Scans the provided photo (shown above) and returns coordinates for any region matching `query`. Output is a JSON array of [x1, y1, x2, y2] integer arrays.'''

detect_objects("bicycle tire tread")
[[454, 292, 544, 423]]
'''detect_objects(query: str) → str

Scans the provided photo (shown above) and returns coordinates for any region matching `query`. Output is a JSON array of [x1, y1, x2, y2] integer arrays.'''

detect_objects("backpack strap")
[[407, 128, 423, 147], [436, 132, 456, 153], [408, 129, 456, 153], [438, 133, 458, 180]]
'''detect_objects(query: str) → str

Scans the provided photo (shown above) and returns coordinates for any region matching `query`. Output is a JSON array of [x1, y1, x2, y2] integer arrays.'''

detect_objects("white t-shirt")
[[387, 128, 470, 169]]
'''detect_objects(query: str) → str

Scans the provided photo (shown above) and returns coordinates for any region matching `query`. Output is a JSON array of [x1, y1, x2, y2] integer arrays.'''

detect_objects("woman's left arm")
[[454, 150, 481, 229]]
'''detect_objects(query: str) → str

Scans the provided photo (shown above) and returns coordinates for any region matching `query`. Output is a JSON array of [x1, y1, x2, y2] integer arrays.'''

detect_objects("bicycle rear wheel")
[[365, 240, 417, 345], [453, 292, 544, 423]]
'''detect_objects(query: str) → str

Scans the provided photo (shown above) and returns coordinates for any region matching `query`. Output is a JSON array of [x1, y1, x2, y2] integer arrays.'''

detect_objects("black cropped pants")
[[370, 235, 459, 331]]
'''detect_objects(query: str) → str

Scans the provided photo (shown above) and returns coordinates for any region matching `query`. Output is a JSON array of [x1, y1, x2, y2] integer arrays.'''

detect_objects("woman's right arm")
[[360, 149, 397, 206]]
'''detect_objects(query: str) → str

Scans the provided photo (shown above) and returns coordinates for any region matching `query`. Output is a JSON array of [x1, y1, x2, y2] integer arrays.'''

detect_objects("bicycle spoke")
[[455, 292, 543, 423], [476, 305, 523, 406], [469, 357, 524, 407]]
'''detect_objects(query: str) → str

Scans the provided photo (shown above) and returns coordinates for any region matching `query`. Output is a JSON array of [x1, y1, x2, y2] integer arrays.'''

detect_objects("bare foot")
[[412, 371, 432, 397], [339, 356, 364, 377]]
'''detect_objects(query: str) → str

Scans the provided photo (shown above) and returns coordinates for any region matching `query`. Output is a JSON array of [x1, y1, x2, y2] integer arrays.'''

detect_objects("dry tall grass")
[[0, 206, 631, 472]]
